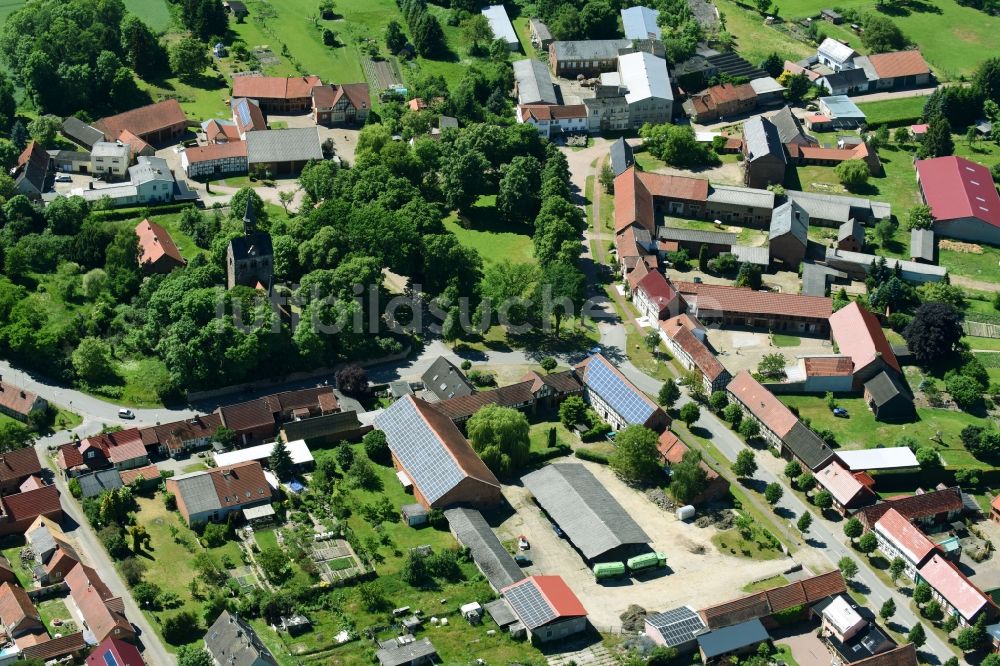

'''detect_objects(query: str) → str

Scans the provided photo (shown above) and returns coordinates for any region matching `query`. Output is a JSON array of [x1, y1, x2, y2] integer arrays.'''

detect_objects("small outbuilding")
[[697, 618, 770, 662], [864, 371, 914, 422], [501, 575, 588, 643], [401, 503, 428, 527]]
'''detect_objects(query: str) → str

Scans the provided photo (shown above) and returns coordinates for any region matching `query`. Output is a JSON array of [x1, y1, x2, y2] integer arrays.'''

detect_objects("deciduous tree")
[[466, 405, 531, 476], [609, 425, 662, 485]]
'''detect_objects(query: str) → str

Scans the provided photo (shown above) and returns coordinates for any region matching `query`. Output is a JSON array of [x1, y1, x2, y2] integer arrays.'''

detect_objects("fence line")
[[964, 321, 1000, 339]]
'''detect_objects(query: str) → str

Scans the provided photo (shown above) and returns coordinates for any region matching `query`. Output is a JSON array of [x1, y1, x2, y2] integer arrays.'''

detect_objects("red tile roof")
[[218, 399, 276, 433], [139, 413, 222, 450], [636, 271, 679, 315], [829, 302, 900, 374], [0, 581, 41, 632], [614, 167, 656, 234], [815, 460, 868, 506], [232, 97, 266, 134], [520, 370, 582, 396], [660, 315, 727, 382], [700, 570, 845, 628], [66, 563, 134, 643], [519, 104, 587, 121], [0, 381, 42, 418], [2, 484, 61, 522], [58, 443, 85, 470], [502, 575, 587, 624], [637, 170, 710, 202], [867, 50, 930, 79], [79, 428, 146, 466], [430, 381, 535, 422], [135, 219, 185, 270], [874, 508, 937, 564], [917, 554, 990, 621], [209, 461, 272, 510], [727, 371, 798, 438], [851, 643, 917, 666], [21, 632, 87, 661], [694, 284, 832, 320], [803, 356, 854, 377], [183, 141, 248, 164], [86, 637, 146, 666], [232, 75, 322, 100], [916, 156, 1000, 229], [657, 431, 720, 480], [119, 464, 161, 486], [95, 100, 187, 141], [116, 130, 150, 157], [0, 447, 42, 485], [204, 120, 241, 143]]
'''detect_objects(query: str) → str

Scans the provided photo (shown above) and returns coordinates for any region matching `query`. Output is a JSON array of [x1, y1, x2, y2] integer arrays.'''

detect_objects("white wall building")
[[90, 142, 130, 180]]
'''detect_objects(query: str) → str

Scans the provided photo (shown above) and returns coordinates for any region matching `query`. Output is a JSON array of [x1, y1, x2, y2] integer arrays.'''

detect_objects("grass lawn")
[[967, 336, 1000, 351], [633, 148, 665, 173], [86, 356, 173, 408], [771, 334, 802, 348], [938, 242, 1000, 282], [182, 462, 208, 473], [444, 195, 534, 267], [779, 394, 992, 469], [715, 0, 813, 66], [528, 419, 577, 457], [773, 644, 801, 666], [148, 212, 210, 262], [36, 598, 75, 635], [253, 526, 279, 551], [857, 96, 931, 128], [742, 574, 789, 592], [124, 0, 171, 32], [1, 543, 34, 587]]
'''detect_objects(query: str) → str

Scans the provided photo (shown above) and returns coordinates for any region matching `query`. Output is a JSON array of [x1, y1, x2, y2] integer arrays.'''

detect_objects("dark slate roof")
[[420, 357, 475, 401], [61, 117, 105, 148], [782, 421, 835, 471], [77, 469, 123, 498], [522, 463, 651, 560], [697, 619, 769, 659], [743, 116, 786, 164], [551, 39, 632, 61], [609, 137, 635, 177], [770, 106, 815, 145], [205, 611, 278, 666], [444, 508, 525, 591], [864, 370, 909, 407], [769, 200, 809, 245], [821, 68, 870, 89], [513, 59, 557, 105], [838, 219, 864, 242], [910, 228, 934, 261], [228, 231, 273, 261], [377, 637, 438, 666]]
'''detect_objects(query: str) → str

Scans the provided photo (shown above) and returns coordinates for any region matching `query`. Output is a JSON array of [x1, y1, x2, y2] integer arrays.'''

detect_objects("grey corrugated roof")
[[742, 116, 785, 164], [698, 619, 770, 659], [609, 137, 635, 176], [838, 219, 864, 242], [820, 95, 865, 120], [552, 39, 631, 61], [707, 184, 775, 209], [824, 247, 947, 279], [769, 106, 813, 145], [513, 59, 557, 105], [910, 228, 934, 261], [26, 525, 57, 561], [769, 200, 809, 245], [444, 507, 525, 591], [246, 127, 323, 164], [482, 5, 518, 45], [659, 226, 737, 245], [787, 190, 892, 224], [77, 469, 123, 498], [620, 51, 673, 104], [528, 19, 552, 42], [749, 77, 785, 95], [171, 471, 222, 516], [484, 598, 518, 627], [61, 117, 105, 147], [622, 6, 661, 40], [820, 68, 869, 90], [801, 263, 847, 296], [522, 463, 650, 560], [730, 244, 770, 266], [421, 357, 474, 401], [377, 637, 437, 666], [782, 421, 835, 471], [864, 371, 909, 407]]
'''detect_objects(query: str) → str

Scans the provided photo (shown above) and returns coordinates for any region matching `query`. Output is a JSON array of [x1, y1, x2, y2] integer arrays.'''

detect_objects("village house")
[[12, 142, 50, 199], [680, 282, 833, 334], [517, 104, 589, 138], [86, 638, 147, 666], [659, 314, 731, 394], [815, 460, 876, 515], [0, 447, 41, 496], [202, 119, 241, 144], [231, 75, 323, 114], [726, 370, 799, 448], [139, 413, 222, 458], [575, 353, 670, 432], [89, 142, 130, 180], [632, 270, 684, 321], [421, 356, 475, 401], [204, 611, 279, 666], [181, 141, 249, 180], [682, 82, 757, 123], [66, 563, 136, 643], [58, 428, 147, 475], [232, 97, 267, 138], [94, 99, 188, 146], [916, 554, 992, 628], [872, 508, 938, 581], [311, 83, 371, 126], [768, 200, 809, 267], [817, 38, 858, 72], [858, 487, 965, 531], [166, 461, 273, 526], [0, 582, 47, 649], [0, 484, 63, 536], [856, 50, 932, 90], [0, 381, 47, 424], [135, 219, 185, 274], [70, 156, 181, 208], [657, 431, 729, 504]]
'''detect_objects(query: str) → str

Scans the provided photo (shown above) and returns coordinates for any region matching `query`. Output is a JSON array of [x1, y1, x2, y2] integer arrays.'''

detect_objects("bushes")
[[575, 447, 610, 464]]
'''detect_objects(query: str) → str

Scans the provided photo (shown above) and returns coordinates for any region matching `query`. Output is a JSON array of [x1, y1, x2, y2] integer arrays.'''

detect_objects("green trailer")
[[626, 552, 667, 572], [593, 562, 627, 580]]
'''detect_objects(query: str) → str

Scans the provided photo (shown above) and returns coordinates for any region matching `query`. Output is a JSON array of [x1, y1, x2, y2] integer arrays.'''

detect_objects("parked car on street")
[[118, 408, 135, 419]]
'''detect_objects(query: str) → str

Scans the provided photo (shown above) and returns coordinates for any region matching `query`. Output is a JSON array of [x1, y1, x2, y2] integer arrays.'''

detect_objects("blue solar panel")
[[237, 100, 252, 126], [104, 651, 119, 666], [586, 356, 656, 425]]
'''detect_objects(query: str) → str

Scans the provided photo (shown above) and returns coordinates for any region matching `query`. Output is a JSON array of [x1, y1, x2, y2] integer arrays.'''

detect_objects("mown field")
[[857, 96, 931, 128]]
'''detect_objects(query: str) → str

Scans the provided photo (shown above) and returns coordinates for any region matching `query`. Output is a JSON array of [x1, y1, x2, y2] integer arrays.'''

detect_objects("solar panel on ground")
[[647, 606, 705, 647], [587, 357, 655, 425], [375, 398, 466, 505], [504, 581, 556, 629]]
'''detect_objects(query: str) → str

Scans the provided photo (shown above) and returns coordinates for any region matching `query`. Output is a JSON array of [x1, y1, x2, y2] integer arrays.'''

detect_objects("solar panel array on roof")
[[504, 581, 556, 629], [647, 606, 705, 647], [376, 397, 466, 505], [586, 356, 655, 425], [237, 100, 251, 126], [103, 652, 118, 666]]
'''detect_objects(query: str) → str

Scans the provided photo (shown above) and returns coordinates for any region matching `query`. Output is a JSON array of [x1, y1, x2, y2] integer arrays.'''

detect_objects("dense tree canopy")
[[466, 405, 531, 476]]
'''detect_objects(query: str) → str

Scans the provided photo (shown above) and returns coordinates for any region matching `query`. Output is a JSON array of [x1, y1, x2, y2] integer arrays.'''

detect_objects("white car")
[[118, 408, 135, 419], [55, 174, 73, 183]]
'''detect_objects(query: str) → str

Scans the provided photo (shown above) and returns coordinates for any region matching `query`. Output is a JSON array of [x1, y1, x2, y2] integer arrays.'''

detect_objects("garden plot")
[[309, 539, 365, 583], [363, 58, 403, 92]]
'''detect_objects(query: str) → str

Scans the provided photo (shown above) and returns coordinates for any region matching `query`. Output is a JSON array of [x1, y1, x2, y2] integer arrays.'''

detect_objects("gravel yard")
[[705, 329, 835, 377], [498, 458, 793, 630]]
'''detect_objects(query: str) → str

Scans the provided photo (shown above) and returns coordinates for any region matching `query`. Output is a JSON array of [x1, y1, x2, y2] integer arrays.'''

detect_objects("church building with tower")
[[226, 197, 274, 291]]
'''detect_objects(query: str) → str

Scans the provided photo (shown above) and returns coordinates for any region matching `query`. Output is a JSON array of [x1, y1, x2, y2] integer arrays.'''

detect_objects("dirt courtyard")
[[705, 329, 835, 376], [499, 459, 794, 630]]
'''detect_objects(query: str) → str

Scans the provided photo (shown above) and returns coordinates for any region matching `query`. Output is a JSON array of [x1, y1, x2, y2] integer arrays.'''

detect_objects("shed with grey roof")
[[801, 263, 848, 297], [787, 190, 890, 226], [781, 421, 835, 471], [609, 137, 635, 176], [376, 637, 438, 666], [485, 598, 518, 628], [513, 59, 557, 106], [698, 618, 770, 660], [61, 117, 105, 149], [819, 95, 866, 128], [660, 227, 737, 245], [864, 371, 913, 422], [770, 106, 817, 146], [824, 247, 946, 283], [245, 127, 323, 175], [729, 244, 769, 266], [910, 228, 935, 263], [444, 507, 525, 591], [77, 469, 124, 498], [522, 463, 651, 561], [528, 19, 553, 50], [205, 611, 279, 666], [837, 219, 865, 252], [769, 200, 809, 266]]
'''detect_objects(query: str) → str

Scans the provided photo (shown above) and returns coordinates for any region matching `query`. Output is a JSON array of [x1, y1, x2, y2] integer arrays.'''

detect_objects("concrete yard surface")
[[706, 329, 835, 377], [498, 458, 793, 630]]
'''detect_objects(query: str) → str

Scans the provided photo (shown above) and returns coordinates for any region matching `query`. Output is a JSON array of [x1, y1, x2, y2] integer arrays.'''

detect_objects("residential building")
[[682, 82, 757, 122], [311, 83, 370, 126], [0, 382, 47, 425], [910, 228, 935, 263], [232, 97, 267, 138], [622, 6, 661, 40], [226, 197, 273, 290], [166, 461, 273, 526], [77, 469, 124, 498], [548, 39, 632, 77], [787, 139, 882, 176], [645, 606, 706, 654], [513, 59, 557, 106], [231, 75, 323, 113], [116, 129, 153, 159], [727, 370, 798, 448], [90, 142, 130, 179], [818, 95, 866, 128], [66, 563, 135, 643], [657, 431, 729, 504], [658, 314, 731, 394], [829, 302, 902, 389], [609, 136, 635, 177], [633, 270, 683, 320], [12, 142, 50, 199], [781, 421, 835, 472], [857, 50, 931, 90], [858, 487, 965, 530], [139, 413, 222, 457], [246, 127, 323, 176], [838, 219, 865, 252], [0, 485, 63, 535], [421, 356, 475, 401], [817, 68, 870, 96], [785, 355, 854, 392], [742, 115, 787, 188], [517, 104, 588, 137], [914, 156, 1000, 245], [817, 38, 858, 71], [444, 507, 525, 592], [374, 395, 502, 509], [430, 381, 535, 425], [58, 428, 147, 474], [86, 638, 147, 666], [181, 141, 249, 179], [0, 582, 47, 651], [872, 508, 937, 580], [501, 576, 588, 643], [528, 19, 553, 50], [70, 156, 179, 207], [699, 570, 847, 630], [26, 517, 80, 584], [205, 611, 279, 666], [481, 5, 518, 50], [135, 219, 185, 274], [62, 117, 105, 149], [94, 99, 188, 145], [0, 557, 16, 586], [769, 200, 809, 267], [815, 460, 876, 515], [523, 463, 652, 560], [682, 283, 832, 334], [819, 595, 867, 643], [201, 119, 241, 144], [864, 371, 915, 422], [574, 353, 670, 431], [916, 554, 991, 627]]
